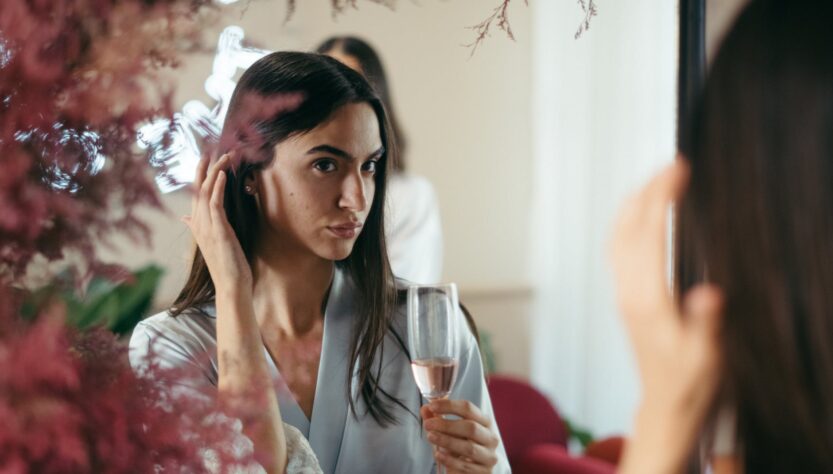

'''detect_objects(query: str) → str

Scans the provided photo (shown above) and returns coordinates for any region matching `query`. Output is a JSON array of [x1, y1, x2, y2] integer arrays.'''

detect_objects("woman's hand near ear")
[[184, 153, 287, 473], [611, 159, 724, 474], [182, 152, 252, 295]]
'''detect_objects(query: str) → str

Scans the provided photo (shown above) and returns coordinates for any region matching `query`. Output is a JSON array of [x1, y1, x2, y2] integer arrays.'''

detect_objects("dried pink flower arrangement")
[[0, 290, 263, 473], [0, 1, 268, 472], [0, 0, 216, 282]]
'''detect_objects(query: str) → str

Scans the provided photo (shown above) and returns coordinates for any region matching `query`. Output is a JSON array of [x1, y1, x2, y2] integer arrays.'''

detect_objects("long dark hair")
[[171, 51, 406, 425], [316, 36, 407, 172], [676, 1, 833, 471]]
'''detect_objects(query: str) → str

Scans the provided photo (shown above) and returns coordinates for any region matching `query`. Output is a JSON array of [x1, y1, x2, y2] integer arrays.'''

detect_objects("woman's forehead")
[[282, 103, 382, 157]]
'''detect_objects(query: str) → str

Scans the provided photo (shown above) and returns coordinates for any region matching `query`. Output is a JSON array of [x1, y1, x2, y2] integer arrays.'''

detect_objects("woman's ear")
[[243, 173, 258, 196]]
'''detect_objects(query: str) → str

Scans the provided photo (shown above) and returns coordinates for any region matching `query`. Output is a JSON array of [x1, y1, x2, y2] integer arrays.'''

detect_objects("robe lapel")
[[203, 298, 315, 437], [265, 346, 311, 437], [307, 267, 354, 473]]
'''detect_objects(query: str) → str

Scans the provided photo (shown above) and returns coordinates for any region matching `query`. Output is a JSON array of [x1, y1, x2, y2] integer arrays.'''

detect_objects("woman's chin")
[[316, 243, 356, 262]]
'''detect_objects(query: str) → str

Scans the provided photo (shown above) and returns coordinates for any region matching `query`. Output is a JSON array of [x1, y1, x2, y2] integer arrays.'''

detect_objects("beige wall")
[[101, 0, 534, 377]]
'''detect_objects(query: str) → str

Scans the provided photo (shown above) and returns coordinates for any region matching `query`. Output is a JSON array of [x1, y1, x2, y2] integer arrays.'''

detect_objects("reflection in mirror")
[[0, 0, 701, 472]]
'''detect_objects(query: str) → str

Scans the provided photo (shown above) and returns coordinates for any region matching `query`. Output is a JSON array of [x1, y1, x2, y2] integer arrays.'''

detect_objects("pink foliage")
[[0, 0, 213, 281], [0, 2, 269, 471], [0, 288, 258, 473], [215, 91, 305, 167]]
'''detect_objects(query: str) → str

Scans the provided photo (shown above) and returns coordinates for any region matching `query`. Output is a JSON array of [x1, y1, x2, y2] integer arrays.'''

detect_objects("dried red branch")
[[466, 0, 523, 56], [466, 0, 598, 55], [575, 0, 599, 39], [281, 0, 396, 23], [331, 0, 397, 14]]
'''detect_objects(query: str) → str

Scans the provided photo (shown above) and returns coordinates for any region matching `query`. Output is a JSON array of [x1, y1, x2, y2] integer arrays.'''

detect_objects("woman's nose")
[[338, 171, 369, 212]]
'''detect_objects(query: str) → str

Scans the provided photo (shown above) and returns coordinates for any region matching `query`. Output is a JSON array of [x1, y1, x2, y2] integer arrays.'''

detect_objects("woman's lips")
[[328, 223, 362, 239]]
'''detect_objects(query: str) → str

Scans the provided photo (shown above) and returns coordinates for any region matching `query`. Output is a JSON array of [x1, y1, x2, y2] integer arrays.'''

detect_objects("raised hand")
[[611, 159, 724, 474], [182, 152, 253, 296], [184, 152, 287, 473]]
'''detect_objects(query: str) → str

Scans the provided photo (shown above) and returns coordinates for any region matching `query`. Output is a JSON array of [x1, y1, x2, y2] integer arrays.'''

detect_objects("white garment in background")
[[385, 173, 443, 284]]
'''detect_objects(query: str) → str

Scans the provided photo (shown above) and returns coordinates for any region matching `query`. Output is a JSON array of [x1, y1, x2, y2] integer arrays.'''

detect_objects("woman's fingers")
[[634, 159, 689, 259], [427, 399, 491, 428], [435, 449, 491, 474], [427, 430, 497, 468], [189, 153, 232, 228], [643, 158, 690, 216], [683, 284, 723, 336], [682, 283, 724, 371], [421, 400, 500, 469], [210, 169, 227, 219], [419, 404, 437, 420], [644, 159, 690, 267], [190, 155, 211, 218], [202, 153, 230, 198], [194, 152, 211, 191], [611, 159, 690, 325], [614, 159, 689, 253], [424, 417, 496, 449]]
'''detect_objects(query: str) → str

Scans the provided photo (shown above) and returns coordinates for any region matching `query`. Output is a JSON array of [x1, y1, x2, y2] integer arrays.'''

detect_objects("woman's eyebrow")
[[367, 146, 385, 159], [306, 144, 385, 161]]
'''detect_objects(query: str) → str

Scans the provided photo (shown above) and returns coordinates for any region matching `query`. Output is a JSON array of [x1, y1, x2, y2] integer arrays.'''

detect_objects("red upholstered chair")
[[486, 375, 617, 474], [584, 436, 626, 466], [486, 374, 569, 458], [515, 445, 618, 474]]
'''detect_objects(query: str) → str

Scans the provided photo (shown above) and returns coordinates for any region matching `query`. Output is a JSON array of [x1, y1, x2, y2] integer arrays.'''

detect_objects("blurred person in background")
[[317, 36, 444, 285], [612, 1, 833, 473]]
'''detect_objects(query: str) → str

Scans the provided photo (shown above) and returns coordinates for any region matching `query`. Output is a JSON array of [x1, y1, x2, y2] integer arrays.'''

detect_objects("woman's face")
[[252, 102, 383, 261]]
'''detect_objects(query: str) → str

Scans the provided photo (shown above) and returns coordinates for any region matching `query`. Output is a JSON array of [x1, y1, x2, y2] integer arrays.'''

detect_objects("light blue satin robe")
[[129, 268, 511, 473]]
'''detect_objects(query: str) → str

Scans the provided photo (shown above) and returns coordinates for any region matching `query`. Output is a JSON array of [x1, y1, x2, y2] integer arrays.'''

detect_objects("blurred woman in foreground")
[[612, 1, 833, 472]]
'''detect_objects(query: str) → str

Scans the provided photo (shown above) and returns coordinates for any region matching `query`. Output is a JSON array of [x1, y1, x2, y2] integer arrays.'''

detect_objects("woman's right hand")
[[611, 160, 724, 474], [182, 153, 253, 296]]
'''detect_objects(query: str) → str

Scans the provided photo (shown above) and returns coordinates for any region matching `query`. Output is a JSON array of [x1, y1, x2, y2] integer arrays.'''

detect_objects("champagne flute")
[[408, 283, 460, 474]]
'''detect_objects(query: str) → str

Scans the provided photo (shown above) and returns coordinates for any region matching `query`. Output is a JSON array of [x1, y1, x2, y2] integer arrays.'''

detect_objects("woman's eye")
[[313, 159, 337, 172], [362, 160, 379, 174]]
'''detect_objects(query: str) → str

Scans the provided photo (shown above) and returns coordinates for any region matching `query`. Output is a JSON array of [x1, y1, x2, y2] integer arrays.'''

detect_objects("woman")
[[129, 52, 509, 473], [612, 1, 833, 472], [316, 36, 444, 285]]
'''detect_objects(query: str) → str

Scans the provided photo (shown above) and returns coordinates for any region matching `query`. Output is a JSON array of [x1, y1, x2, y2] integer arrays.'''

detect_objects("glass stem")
[[426, 395, 448, 474], [434, 444, 446, 474]]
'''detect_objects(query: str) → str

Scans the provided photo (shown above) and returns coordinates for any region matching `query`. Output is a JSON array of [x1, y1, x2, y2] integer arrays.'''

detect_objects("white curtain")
[[529, 0, 679, 438]]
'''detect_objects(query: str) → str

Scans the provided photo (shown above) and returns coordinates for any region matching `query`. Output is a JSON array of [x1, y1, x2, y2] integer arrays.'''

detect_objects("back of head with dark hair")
[[677, 1, 833, 471]]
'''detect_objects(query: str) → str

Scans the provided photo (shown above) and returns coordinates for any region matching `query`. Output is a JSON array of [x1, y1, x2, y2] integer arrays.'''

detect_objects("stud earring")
[[244, 184, 255, 195]]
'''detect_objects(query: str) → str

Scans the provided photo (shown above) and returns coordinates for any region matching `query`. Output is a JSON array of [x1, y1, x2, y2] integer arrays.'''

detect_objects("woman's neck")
[[250, 242, 333, 339]]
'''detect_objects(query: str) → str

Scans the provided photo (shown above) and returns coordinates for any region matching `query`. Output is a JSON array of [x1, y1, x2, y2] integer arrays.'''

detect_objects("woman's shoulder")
[[129, 304, 218, 372], [133, 305, 216, 339]]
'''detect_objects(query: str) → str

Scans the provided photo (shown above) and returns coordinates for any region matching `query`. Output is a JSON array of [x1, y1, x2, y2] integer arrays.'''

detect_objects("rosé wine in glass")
[[410, 357, 460, 400]]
